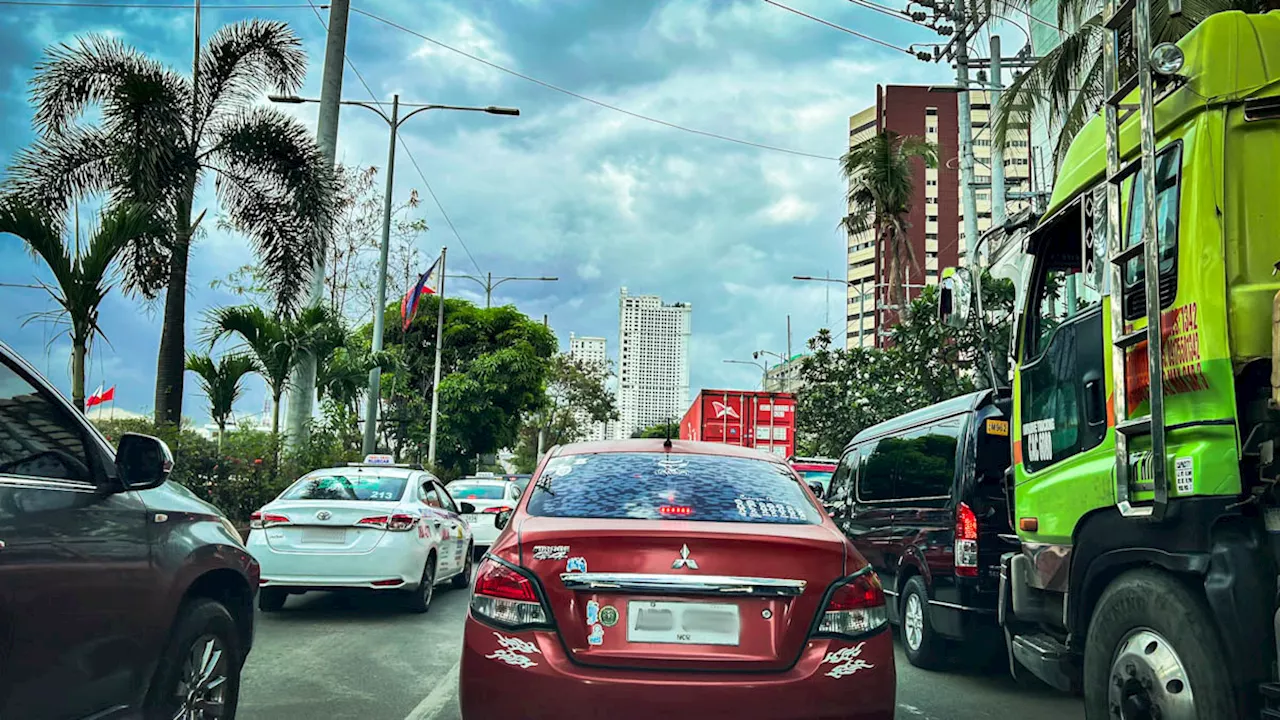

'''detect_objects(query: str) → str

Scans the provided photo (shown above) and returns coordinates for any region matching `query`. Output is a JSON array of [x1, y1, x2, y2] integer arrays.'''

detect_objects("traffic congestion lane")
[[239, 590, 1082, 720], [237, 586, 471, 720]]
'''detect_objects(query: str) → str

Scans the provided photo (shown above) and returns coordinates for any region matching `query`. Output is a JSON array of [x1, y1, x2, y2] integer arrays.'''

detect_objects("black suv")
[[0, 341, 259, 719]]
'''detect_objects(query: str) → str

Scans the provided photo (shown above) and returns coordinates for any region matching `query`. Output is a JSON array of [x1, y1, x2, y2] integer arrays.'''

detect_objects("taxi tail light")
[[470, 557, 551, 629], [387, 513, 419, 532], [355, 515, 389, 529], [955, 502, 979, 578], [816, 572, 888, 638], [481, 505, 514, 514], [249, 511, 290, 530]]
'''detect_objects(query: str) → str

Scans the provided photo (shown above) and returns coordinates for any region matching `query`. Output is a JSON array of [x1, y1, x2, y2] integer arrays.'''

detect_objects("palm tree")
[[318, 343, 396, 418], [185, 352, 257, 446], [0, 197, 157, 410], [6, 22, 338, 427], [989, 0, 1270, 167], [841, 130, 938, 309], [203, 305, 344, 435]]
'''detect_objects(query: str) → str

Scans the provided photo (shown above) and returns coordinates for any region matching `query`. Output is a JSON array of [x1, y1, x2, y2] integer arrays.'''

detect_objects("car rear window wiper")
[[534, 475, 555, 496]]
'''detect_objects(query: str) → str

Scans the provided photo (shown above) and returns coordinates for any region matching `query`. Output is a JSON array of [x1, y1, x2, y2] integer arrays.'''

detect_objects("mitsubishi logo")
[[672, 544, 698, 570], [711, 401, 739, 419], [315, 511, 332, 521]]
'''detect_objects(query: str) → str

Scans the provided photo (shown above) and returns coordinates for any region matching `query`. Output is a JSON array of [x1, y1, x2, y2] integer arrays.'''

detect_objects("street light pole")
[[269, 94, 520, 456], [724, 358, 768, 390], [448, 273, 559, 308]]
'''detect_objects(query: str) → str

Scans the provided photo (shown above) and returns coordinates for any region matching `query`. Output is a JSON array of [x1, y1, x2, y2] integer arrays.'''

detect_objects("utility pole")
[[427, 246, 448, 466], [362, 95, 400, 455], [286, 0, 349, 446], [989, 34, 1007, 229], [954, 3, 981, 272]]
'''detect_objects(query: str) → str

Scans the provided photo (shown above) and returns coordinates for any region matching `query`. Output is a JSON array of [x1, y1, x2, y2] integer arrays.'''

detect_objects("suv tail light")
[[955, 502, 979, 577], [470, 557, 552, 629], [387, 514, 419, 531], [481, 506, 514, 514], [815, 571, 888, 638], [249, 511, 290, 529]]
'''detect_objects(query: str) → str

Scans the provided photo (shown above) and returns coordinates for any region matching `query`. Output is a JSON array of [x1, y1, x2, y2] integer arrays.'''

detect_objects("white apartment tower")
[[615, 288, 692, 438], [568, 333, 611, 442]]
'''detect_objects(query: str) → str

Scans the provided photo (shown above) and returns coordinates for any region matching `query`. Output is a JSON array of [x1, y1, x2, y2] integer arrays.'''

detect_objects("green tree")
[[184, 352, 257, 444], [8, 22, 338, 426], [633, 422, 680, 439], [0, 197, 156, 410], [988, 0, 1272, 167], [203, 305, 345, 435], [841, 130, 938, 307], [514, 354, 619, 470]]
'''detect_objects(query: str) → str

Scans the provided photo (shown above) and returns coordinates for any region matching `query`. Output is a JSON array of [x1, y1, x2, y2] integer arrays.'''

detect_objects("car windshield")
[[279, 474, 407, 502], [526, 451, 820, 524], [448, 483, 505, 499]]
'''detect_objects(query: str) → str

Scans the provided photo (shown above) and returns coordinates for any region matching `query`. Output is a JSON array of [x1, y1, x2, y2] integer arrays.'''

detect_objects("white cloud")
[[410, 11, 514, 89]]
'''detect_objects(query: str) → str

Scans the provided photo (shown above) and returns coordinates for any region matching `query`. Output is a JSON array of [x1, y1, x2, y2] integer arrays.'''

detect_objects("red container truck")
[[679, 390, 796, 458]]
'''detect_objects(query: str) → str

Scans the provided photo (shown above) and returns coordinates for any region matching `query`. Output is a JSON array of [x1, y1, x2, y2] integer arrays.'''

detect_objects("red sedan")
[[459, 439, 895, 720]]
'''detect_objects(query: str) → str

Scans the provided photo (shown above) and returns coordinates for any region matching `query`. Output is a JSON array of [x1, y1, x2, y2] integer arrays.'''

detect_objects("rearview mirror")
[[459, 501, 476, 514], [494, 509, 513, 530], [116, 433, 173, 491], [939, 269, 972, 330], [807, 481, 825, 499]]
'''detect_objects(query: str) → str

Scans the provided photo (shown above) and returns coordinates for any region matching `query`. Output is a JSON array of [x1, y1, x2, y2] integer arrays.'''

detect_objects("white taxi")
[[247, 455, 475, 612]]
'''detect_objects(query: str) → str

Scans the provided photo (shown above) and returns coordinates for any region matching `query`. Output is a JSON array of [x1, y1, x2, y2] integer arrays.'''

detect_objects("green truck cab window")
[[1122, 144, 1183, 319]]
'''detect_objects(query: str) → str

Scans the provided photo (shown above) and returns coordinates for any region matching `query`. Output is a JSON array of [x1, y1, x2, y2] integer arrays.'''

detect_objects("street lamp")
[[448, 273, 558, 309], [270, 94, 520, 457], [723, 358, 768, 390]]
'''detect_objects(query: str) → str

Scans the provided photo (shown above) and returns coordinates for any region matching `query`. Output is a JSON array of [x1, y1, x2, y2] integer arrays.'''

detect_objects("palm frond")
[[208, 107, 338, 315], [197, 20, 307, 127], [0, 196, 70, 286], [186, 351, 258, 427], [202, 304, 294, 394], [3, 125, 118, 215], [1051, 54, 1106, 167]]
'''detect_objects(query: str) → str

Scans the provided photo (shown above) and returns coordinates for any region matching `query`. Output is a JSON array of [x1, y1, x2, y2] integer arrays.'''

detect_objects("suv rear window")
[[526, 452, 819, 524], [280, 475, 408, 502], [449, 483, 505, 499]]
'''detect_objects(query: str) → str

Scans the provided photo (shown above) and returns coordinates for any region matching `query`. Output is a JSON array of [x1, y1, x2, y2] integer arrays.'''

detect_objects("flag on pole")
[[401, 256, 442, 331], [86, 385, 115, 408]]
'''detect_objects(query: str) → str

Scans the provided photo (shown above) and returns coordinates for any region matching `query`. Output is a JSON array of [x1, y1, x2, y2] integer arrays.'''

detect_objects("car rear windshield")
[[526, 452, 819, 524], [280, 474, 408, 502], [449, 483, 505, 499]]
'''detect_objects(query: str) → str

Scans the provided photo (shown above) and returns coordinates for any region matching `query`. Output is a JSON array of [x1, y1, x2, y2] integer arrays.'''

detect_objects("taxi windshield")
[[448, 483, 505, 499]]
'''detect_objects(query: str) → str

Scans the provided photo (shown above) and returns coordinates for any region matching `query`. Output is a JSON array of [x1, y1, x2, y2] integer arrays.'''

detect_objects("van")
[[825, 388, 1014, 669]]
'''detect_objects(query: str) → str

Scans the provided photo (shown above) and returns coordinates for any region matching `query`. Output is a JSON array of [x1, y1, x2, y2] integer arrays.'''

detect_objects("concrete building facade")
[[567, 333, 611, 442], [615, 288, 691, 438]]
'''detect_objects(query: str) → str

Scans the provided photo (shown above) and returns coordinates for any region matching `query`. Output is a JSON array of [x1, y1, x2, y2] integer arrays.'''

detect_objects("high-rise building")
[[615, 288, 691, 438], [844, 85, 1032, 347], [568, 333, 611, 442]]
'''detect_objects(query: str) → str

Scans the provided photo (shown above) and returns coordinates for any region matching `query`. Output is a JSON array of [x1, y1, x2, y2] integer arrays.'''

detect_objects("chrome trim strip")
[[0, 475, 98, 493], [559, 572, 806, 597], [883, 588, 899, 596], [928, 599, 996, 614]]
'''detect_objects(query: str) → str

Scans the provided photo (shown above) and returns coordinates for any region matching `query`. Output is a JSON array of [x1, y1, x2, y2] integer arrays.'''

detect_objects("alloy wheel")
[[171, 634, 228, 719], [904, 593, 924, 651]]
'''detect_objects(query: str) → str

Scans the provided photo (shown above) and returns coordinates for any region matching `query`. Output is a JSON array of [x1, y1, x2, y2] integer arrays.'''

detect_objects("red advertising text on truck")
[[680, 390, 796, 458]]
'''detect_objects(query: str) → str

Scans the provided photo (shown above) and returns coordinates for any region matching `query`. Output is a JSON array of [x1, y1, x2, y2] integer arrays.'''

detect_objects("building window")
[[974, 139, 991, 147], [925, 107, 938, 116], [926, 179, 938, 187], [927, 215, 938, 223], [927, 126, 937, 135], [926, 232, 938, 240]]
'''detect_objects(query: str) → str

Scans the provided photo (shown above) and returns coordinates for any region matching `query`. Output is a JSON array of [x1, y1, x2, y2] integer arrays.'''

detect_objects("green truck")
[[942, 9, 1280, 718]]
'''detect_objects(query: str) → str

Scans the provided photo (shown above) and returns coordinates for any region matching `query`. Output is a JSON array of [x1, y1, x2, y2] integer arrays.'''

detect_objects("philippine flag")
[[401, 256, 441, 331]]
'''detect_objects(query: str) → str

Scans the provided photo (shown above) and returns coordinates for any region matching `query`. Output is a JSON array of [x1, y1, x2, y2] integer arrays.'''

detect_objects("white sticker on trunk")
[[487, 632, 540, 669], [823, 642, 875, 678], [1175, 456, 1194, 495], [533, 545, 570, 560]]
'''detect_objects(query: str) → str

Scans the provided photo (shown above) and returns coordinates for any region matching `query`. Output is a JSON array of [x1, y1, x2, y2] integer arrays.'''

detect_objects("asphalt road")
[[239, 588, 1083, 720]]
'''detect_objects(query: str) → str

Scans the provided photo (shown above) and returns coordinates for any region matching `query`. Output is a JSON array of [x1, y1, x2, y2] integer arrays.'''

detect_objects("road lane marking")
[[404, 659, 461, 720], [898, 704, 934, 718]]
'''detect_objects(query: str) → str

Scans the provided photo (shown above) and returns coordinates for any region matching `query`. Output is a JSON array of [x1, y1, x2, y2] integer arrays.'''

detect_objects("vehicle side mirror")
[[807, 481, 825, 499], [494, 509, 513, 530], [939, 270, 972, 329], [459, 501, 476, 514], [116, 433, 173, 491]]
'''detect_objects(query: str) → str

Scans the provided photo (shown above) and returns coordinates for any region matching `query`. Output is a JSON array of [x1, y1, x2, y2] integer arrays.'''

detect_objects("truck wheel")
[[1084, 568, 1237, 720], [901, 576, 946, 669]]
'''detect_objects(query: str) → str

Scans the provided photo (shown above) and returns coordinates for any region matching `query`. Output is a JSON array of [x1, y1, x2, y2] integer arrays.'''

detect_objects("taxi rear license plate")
[[462, 514, 481, 525], [626, 600, 740, 646], [301, 527, 347, 544]]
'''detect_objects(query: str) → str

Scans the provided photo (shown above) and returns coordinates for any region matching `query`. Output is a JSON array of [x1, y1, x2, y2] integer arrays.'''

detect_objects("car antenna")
[[663, 418, 674, 450]]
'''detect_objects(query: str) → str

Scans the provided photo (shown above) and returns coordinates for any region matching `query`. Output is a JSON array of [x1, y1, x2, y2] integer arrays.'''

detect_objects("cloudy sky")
[[0, 0, 1014, 424]]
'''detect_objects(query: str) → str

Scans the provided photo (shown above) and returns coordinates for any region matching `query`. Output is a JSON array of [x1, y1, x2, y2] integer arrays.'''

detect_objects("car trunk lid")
[[259, 500, 401, 554]]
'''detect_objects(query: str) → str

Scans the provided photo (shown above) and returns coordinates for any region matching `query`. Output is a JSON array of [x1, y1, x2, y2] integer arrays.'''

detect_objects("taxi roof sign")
[[363, 454, 395, 465]]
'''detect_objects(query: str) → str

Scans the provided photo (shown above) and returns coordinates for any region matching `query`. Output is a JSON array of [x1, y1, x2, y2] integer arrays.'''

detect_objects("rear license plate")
[[462, 514, 481, 525], [301, 527, 347, 544], [626, 601, 740, 646]]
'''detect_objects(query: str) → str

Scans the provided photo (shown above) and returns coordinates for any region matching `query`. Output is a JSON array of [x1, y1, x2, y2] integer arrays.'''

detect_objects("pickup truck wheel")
[[258, 588, 287, 612], [1084, 568, 1237, 720], [144, 598, 242, 720], [405, 555, 436, 613], [901, 576, 945, 669]]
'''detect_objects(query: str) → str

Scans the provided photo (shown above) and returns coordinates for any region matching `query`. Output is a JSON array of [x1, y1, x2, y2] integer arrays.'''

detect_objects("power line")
[[845, 0, 916, 23], [350, 6, 838, 161], [761, 0, 916, 55], [0, 1, 313, 7], [305, 1, 485, 275]]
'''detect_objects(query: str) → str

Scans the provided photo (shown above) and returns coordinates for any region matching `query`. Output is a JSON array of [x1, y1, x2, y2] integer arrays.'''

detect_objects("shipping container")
[[679, 389, 796, 458]]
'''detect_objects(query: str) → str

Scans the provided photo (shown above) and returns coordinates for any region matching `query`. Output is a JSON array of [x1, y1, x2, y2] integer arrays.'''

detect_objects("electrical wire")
[[761, 0, 917, 54], [306, 0, 485, 275], [0, 0, 313, 6], [351, 6, 840, 161], [844, 0, 916, 23]]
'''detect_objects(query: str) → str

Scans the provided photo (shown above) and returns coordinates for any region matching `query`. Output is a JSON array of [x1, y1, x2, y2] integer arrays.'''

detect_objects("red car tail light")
[[955, 502, 979, 578], [249, 511, 290, 529], [387, 513, 419, 531], [481, 506, 514, 514], [815, 571, 888, 638], [355, 515, 390, 529], [470, 556, 552, 630]]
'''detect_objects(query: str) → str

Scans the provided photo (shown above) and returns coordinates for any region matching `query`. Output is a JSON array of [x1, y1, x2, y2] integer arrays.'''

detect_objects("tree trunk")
[[154, 196, 194, 428], [71, 335, 87, 413], [271, 389, 282, 436], [216, 420, 225, 452]]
